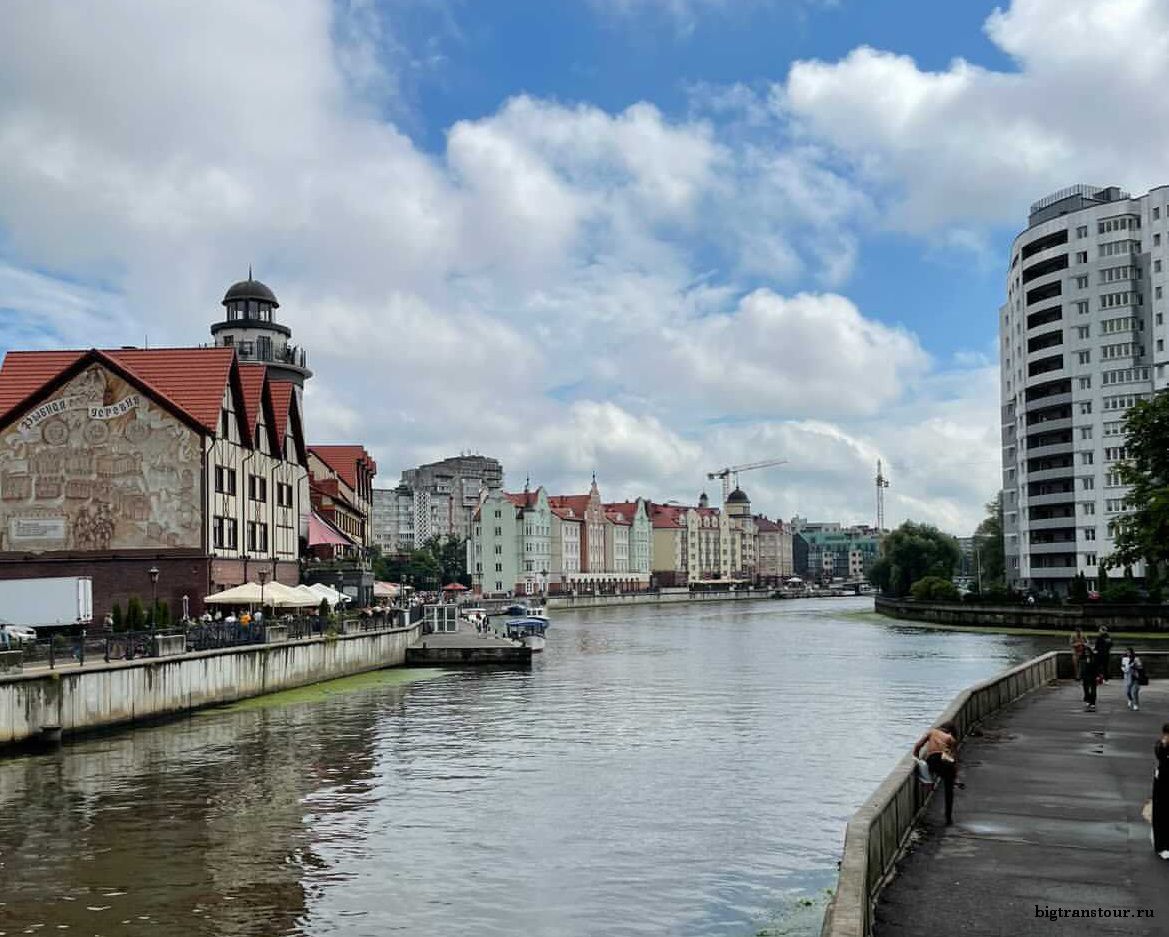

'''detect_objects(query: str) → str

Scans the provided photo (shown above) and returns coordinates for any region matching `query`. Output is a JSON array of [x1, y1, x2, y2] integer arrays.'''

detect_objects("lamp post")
[[148, 566, 160, 640], [258, 567, 269, 614]]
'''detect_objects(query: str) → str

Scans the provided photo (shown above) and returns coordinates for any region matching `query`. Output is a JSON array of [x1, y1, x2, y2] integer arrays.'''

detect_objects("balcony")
[[1025, 442, 1074, 460], [1027, 492, 1076, 507], [1026, 467, 1076, 483], [1029, 564, 1078, 577], [1026, 516, 1076, 531], [1028, 541, 1078, 554], [1024, 415, 1072, 433]]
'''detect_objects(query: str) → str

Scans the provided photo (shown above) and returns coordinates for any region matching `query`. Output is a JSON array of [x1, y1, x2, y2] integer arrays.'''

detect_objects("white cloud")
[[0, 0, 998, 535], [781, 0, 1169, 229]]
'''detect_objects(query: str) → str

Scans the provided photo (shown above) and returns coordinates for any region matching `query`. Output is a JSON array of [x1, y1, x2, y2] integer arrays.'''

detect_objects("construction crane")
[[875, 459, 890, 530], [707, 458, 787, 502]]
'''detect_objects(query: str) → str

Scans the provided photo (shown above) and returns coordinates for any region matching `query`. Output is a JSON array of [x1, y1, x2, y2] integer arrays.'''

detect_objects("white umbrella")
[[263, 581, 317, 609], [292, 584, 323, 606], [204, 582, 266, 605], [307, 583, 349, 607]]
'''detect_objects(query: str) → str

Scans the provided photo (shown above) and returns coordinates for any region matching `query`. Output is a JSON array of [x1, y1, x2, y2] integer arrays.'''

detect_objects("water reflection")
[[0, 599, 1063, 937]]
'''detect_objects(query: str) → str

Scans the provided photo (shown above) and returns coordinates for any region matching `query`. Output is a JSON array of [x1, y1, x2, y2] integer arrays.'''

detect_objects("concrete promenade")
[[875, 680, 1168, 936]]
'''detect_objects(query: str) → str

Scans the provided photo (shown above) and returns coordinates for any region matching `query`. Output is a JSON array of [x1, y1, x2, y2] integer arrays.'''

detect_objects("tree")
[[375, 536, 469, 590], [974, 493, 1005, 587], [111, 602, 124, 632], [1069, 572, 1089, 604], [1103, 391, 1169, 580], [871, 521, 961, 597], [126, 596, 145, 630]]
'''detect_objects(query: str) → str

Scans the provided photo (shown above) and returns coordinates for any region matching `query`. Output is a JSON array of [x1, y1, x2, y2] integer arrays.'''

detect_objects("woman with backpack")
[[1121, 646, 1146, 711]]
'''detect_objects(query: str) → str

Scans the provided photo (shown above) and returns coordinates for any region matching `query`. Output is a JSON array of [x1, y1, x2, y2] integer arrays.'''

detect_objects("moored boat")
[[504, 617, 548, 652]]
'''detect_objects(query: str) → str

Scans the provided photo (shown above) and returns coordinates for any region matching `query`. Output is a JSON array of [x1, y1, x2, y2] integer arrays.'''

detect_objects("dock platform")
[[405, 629, 532, 667], [875, 680, 1169, 936]]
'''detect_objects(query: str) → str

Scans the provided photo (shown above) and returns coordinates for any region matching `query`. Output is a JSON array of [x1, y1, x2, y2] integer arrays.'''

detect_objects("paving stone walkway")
[[875, 680, 1169, 937]]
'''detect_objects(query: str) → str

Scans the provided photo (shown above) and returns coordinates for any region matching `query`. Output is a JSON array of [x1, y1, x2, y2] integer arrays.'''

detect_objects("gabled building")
[[604, 499, 652, 587], [753, 515, 793, 584], [307, 445, 377, 551], [469, 489, 521, 596], [0, 346, 309, 617]]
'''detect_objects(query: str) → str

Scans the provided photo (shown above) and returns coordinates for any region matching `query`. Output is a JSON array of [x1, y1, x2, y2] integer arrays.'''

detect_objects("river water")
[[0, 598, 1063, 937]]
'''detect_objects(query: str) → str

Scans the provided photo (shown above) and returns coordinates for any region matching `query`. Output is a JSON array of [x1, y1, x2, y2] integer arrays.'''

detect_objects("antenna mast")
[[875, 459, 890, 530]]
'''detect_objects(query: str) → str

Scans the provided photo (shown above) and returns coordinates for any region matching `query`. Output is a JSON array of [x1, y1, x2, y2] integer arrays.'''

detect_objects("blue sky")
[[3, 0, 1168, 532]]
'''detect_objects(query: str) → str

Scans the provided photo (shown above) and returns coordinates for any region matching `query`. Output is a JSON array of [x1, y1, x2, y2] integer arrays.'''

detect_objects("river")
[[0, 597, 1065, 937]]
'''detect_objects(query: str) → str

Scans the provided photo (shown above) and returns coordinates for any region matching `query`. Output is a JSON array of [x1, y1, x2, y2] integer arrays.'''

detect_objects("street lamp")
[[257, 567, 269, 613], [148, 566, 160, 632]]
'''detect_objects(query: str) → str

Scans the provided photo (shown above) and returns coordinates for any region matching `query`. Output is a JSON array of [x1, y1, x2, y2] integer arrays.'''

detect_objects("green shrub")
[[1101, 580, 1142, 604], [126, 596, 145, 630], [1068, 573, 1089, 604], [910, 576, 960, 602], [111, 602, 124, 631]]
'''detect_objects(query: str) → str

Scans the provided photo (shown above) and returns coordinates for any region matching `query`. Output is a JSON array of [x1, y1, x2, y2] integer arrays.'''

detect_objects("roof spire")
[[248, 263, 253, 280]]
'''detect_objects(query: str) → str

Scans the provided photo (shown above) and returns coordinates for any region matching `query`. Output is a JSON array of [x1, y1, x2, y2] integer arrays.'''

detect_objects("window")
[[1084, 553, 1097, 566], [1100, 342, 1137, 360], [1099, 290, 1141, 309], [1076, 251, 1088, 264], [1078, 377, 1092, 389], [1082, 527, 1096, 541], [494, 545, 502, 555], [1081, 500, 1095, 514], [1158, 287, 1164, 299], [1081, 477, 1095, 491], [1102, 366, 1151, 385], [1100, 264, 1137, 283], [1104, 470, 1124, 487], [213, 516, 238, 550], [1156, 233, 1162, 247], [1156, 207, 1162, 221], [248, 474, 267, 502], [1079, 426, 1093, 440], [1159, 339, 1165, 352], [1103, 392, 1150, 410], [1098, 239, 1141, 257], [276, 482, 293, 508], [246, 521, 268, 552], [1100, 315, 1139, 335], [214, 466, 237, 495], [1077, 225, 1088, 238], [1076, 301, 1090, 315], [1104, 446, 1128, 462], [1079, 402, 1092, 415], [1102, 421, 1124, 437], [494, 525, 502, 536], [1077, 351, 1091, 364], [1074, 275, 1089, 289], [1105, 498, 1128, 514], [1158, 313, 1165, 326], [1075, 326, 1090, 339], [494, 509, 501, 519], [1157, 259, 1164, 273], [1080, 451, 1094, 465]]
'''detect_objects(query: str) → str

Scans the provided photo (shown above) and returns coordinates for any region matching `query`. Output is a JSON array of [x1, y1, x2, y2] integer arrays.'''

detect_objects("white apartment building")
[[1002, 184, 1169, 594]]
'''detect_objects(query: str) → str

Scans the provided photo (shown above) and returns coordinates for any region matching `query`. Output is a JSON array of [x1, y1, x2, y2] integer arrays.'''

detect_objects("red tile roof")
[[551, 507, 582, 522], [0, 347, 236, 435], [238, 364, 266, 434], [505, 490, 539, 508], [549, 494, 592, 517], [309, 445, 377, 489], [268, 380, 294, 450], [604, 510, 631, 526], [753, 515, 783, 532], [650, 504, 686, 529]]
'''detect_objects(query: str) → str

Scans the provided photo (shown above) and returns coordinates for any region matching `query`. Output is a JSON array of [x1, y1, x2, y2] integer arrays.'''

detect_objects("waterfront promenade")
[[875, 680, 1168, 936]]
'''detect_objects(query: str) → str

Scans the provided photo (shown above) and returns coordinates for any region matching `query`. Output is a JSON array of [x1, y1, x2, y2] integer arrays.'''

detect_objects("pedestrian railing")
[[820, 651, 1062, 937], [2, 612, 421, 674]]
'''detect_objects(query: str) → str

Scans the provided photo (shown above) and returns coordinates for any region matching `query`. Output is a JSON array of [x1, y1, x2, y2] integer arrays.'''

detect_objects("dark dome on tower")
[[726, 487, 750, 504], [222, 277, 279, 308]]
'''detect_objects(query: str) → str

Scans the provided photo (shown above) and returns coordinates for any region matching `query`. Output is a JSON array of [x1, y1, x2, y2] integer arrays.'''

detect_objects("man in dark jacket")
[[1095, 626, 1113, 683], [1081, 645, 1098, 712]]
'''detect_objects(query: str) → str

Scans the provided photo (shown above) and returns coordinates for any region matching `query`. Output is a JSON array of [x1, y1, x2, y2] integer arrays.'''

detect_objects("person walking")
[[1080, 644, 1098, 712], [913, 721, 960, 825], [1094, 626, 1113, 683], [1153, 723, 1169, 860], [1121, 647, 1145, 711], [1069, 628, 1088, 680]]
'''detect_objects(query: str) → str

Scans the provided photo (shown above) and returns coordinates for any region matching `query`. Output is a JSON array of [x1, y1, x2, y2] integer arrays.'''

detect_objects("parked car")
[[0, 624, 37, 646]]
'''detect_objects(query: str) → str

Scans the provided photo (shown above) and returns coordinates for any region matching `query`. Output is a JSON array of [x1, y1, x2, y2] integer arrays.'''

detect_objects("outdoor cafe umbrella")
[[203, 582, 266, 605], [292, 584, 324, 607], [263, 581, 318, 609], [442, 582, 468, 592], [307, 582, 349, 607]]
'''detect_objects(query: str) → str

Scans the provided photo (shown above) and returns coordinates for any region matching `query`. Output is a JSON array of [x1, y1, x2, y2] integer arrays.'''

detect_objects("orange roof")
[[0, 347, 236, 435], [268, 380, 294, 449], [650, 504, 686, 529], [549, 494, 592, 517], [505, 490, 539, 508], [310, 445, 377, 489], [604, 509, 631, 526], [238, 364, 266, 433], [551, 506, 582, 522], [754, 515, 783, 532]]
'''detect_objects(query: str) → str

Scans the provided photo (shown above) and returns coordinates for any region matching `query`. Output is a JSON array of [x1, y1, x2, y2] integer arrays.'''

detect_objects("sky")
[[3, 0, 1169, 534]]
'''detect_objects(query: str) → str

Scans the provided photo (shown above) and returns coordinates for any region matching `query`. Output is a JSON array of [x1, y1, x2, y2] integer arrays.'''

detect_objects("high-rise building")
[[1001, 184, 1167, 594], [394, 455, 503, 549]]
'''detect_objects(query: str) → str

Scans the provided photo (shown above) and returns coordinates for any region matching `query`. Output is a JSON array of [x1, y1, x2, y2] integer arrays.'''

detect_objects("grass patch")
[[207, 667, 446, 713]]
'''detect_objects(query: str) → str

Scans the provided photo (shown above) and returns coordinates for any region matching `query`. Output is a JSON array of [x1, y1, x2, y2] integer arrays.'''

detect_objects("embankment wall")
[[0, 624, 419, 747]]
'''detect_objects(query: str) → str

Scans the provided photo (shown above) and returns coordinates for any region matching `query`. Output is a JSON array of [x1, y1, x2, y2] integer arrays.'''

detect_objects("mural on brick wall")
[[0, 364, 202, 552]]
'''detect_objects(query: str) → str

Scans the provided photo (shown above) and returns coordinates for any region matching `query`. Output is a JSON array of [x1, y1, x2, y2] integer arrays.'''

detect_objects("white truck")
[[0, 576, 93, 629]]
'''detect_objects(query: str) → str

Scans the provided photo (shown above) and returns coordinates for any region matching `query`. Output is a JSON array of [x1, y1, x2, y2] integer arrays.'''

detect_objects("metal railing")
[[4, 610, 423, 672]]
